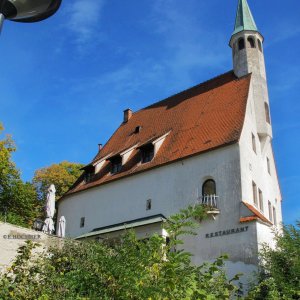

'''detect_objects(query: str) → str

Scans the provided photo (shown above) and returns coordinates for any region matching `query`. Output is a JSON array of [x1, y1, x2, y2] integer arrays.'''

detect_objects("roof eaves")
[[60, 141, 240, 201], [242, 201, 272, 225], [75, 214, 166, 240]]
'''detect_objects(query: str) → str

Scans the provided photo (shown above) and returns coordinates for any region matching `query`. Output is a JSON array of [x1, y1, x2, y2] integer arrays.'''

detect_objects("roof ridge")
[[141, 70, 236, 111], [92, 70, 241, 163]]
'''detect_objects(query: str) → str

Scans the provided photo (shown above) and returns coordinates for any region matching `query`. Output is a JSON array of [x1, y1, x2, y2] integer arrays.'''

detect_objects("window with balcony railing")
[[201, 179, 218, 209]]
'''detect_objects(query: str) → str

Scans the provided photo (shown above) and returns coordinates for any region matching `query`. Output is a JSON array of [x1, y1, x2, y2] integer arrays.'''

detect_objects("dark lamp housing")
[[0, 0, 62, 23]]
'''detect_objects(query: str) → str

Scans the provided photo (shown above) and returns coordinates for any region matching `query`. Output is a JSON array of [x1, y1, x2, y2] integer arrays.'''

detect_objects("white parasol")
[[42, 217, 55, 234], [57, 216, 66, 238], [45, 184, 56, 218], [43, 184, 56, 234]]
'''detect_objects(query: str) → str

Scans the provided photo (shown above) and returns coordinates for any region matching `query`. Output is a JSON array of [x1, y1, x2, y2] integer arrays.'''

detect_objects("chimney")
[[123, 108, 132, 123], [98, 144, 103, 151]]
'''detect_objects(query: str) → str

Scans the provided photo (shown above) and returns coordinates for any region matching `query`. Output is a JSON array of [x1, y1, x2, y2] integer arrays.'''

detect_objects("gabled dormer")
[[138, 131, 171, 164]]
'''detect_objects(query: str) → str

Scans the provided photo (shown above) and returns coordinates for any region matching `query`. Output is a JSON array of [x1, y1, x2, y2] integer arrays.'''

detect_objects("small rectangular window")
[[267, 157, 271, 175], [252, 181, 258, 206], [273, 206, 277, 226], [252, 133, 256, 153], [146, 199, 152, 210], [258, 189, 264, 212], [80, 217, 85, 228], [265, 102, 271, 124], [268, 201, 273, 222]]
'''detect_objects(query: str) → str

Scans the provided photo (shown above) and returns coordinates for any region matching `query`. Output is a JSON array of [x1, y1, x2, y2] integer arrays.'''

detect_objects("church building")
[[57, 0, 282, 287]]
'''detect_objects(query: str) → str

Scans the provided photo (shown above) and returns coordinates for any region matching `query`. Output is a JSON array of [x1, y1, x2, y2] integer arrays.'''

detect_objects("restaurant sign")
[[205, 226, 249, 239]]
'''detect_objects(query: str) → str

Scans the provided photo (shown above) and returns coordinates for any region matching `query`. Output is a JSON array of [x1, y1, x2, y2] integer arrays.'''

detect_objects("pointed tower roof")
[[232, 0, 258, 36]]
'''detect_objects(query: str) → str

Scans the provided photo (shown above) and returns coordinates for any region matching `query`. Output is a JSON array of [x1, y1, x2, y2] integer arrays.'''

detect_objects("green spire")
[[232, 0, 258, 36]]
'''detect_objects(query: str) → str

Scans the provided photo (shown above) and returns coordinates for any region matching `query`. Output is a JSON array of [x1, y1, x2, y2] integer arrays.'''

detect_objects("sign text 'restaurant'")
[[205, 226, 249, 239]]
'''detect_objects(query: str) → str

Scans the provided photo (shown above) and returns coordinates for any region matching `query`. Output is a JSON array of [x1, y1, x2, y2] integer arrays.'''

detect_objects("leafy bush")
[[0, 212, 29, 228], [0, 122, 40, 227], [247, 221, 300, 300], [0, 205, 241, 299]]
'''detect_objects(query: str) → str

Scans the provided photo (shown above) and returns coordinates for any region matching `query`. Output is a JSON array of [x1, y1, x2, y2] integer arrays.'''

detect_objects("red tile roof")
[[240, 216, 260, 223], [241, 201, 272, 225], [63, 71, 251, 198]]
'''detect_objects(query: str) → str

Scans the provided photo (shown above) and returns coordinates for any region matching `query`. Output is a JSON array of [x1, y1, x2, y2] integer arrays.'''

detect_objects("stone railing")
[[0, 221, 61, 273]]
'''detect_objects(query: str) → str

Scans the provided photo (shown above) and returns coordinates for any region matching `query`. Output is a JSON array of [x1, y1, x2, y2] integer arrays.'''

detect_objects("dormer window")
[[83, 166, 95, 183], [141, 144, 154, 164], [110, 155, 122, 174], [134, 126, 142, 134], [138, 131, 170, 164]]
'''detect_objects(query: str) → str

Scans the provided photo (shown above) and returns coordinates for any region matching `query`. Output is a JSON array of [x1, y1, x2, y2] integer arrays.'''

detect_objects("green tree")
[[0, 123, 39, 227], [247, 221, 300, 300], [0, 205, 241, 299], [33, 161, 84, 200]]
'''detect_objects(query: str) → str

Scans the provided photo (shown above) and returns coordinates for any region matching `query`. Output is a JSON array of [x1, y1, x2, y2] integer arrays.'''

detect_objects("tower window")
[[258, 39, 263, 52], [267, 157, 271, 175], [252, 133, 256, 153], [258, 189, 264, 212], [238, 38, 245, 50], [252, 181, 258, 206], [265, 102, 271, 124], [247, 36, 256, 48], [110, 155, 122, 174], [202, 179, 216, 196], [141, 144, 155, 163], [268, 201, 273, 222], [273, 206, 277, 226]]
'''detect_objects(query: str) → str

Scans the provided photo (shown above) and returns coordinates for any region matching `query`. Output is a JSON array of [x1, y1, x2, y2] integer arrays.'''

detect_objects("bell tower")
[[229, 0, 272, 140]]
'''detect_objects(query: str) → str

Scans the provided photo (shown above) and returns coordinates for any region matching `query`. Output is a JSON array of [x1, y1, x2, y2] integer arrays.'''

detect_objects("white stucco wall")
[[58, 145, 242, 238], [239, 80, 282, 253], [58, 143, 261, 288], [57, 68, 282, 293]]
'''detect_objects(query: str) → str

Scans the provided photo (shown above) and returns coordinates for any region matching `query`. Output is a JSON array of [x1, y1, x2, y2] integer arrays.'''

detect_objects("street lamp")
[[0, 0, 62, 32]]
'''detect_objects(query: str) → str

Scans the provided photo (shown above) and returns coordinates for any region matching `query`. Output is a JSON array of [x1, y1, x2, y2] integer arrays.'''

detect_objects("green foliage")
[[0, 212, 28, 227], [0, 123, 39, 227], [0, 205, 241, 299], [247, 221, 300, 299], [33, 161, 84, 200]]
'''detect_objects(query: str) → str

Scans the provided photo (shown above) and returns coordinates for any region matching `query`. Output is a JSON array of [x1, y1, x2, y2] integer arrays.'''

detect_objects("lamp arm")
[[0, 13, 4, 34]]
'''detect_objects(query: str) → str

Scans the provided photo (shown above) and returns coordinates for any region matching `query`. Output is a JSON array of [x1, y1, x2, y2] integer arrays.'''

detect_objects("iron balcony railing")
[[200, 194, 219, 209]]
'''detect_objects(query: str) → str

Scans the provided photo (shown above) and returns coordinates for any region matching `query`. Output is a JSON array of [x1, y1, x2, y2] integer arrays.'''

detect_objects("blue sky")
[[0, 0, 299, 224]]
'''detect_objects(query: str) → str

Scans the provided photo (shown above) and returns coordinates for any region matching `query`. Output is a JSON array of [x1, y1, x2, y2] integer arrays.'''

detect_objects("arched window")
[[238, 38, 245, 50], [247, 36, 256, 48], [257, 39, 263, 52], [202, 179, 216, 196], [264, 102, 271, 124]]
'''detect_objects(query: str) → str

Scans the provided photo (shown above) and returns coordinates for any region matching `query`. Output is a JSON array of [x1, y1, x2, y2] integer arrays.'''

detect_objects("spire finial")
[[232, 0, 258, 36]]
